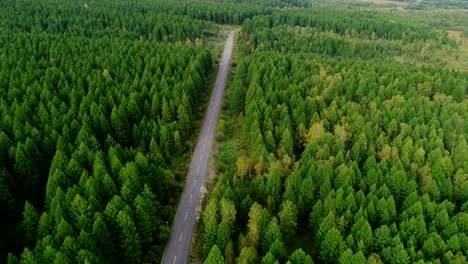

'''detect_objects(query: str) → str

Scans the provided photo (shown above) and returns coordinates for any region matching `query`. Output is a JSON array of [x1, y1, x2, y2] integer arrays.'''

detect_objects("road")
[[161, 31, 235, 264]]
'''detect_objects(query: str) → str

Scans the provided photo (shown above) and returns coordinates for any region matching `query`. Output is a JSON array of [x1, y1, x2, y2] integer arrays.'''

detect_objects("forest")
[[199, 2, 468, 264], [1, 0, 467, 263], [0, 0, 215, 263]]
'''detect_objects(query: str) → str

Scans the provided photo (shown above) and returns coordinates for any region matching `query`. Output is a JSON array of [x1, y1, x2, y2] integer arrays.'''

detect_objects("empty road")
[[161, 31, 235, 264]]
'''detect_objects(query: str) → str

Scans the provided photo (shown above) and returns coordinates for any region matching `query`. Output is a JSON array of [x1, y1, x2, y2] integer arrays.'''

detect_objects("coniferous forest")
[[0, 0, 215, 263], [0, 0, 467, 263], [200, 2, 468, 264]]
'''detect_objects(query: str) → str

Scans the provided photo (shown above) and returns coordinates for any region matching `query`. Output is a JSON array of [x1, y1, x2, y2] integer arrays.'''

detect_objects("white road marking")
[[201, 154, 203, 161], [185, 211, 189, 221], [205, 135, 207, 141], [179, 232, 183, 242], [203, 144, 206, 150], [194, 179, 197, 186], [173, 256, 177, 264], [189, 194, 193, 203], [197, 166, 200, 173]]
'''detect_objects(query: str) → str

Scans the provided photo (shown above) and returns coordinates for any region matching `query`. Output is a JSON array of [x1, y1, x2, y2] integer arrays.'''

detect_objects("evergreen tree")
[[116, 211, 142, 264], [205, 245, 225, 264]]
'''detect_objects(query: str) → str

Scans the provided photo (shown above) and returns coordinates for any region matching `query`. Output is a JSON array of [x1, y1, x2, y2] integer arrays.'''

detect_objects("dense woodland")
[[0, 0, 467, 263], [200, 3, 468, 264], [0, 0, 214, 263]]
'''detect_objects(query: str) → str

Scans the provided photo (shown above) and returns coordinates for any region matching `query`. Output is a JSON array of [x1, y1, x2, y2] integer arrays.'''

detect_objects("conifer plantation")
[[0, 0, 215, 262], [0, 0, 466, 263], [199, 2, 467, 264]]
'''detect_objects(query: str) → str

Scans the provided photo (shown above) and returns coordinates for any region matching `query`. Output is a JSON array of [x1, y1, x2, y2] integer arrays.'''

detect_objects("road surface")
[[161, 31, 235, 264]]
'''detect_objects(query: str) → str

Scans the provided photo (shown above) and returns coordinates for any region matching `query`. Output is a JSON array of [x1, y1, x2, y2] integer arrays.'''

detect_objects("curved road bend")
[[162, 31, 235, 264]]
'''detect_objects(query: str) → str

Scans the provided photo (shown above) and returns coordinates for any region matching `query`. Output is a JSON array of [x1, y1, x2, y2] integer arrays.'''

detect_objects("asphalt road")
[[161, 31, 235, 264]]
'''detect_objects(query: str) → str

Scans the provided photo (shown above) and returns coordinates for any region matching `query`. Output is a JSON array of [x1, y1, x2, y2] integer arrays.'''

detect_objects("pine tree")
[[216, 223, 230, 252], [205, 245, 225, 264], [203, 217, 218, 258], [278, 200, 298, 241], [289, 248, 314, 264], [92, 212, 114, 258], [263, 217, 282, 252], [320, 228, 345, 262], [116, 211, 142, 264], [22, 201, 39, 245], [220, 198, 236, 228]]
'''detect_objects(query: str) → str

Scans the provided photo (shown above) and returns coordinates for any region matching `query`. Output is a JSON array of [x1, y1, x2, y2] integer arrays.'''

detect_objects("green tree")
[[224, 240, 235, 264], [19, 248, 37, 264], [452, 84, 465, 102], [263, 217, 282, 252], [229, 79, 245, 112], [320, 228, 345, 263], [247, 203, 267, 248], [237, 246, 258, 264], [269, 239, 287, 263], [278, 200, 298, 240], [205, 245, 225, 264], [351, 218, 373, 254], [203, 217, 218, 257], [261, 252, 279, 264], [22, 201, 39, 245], [280, 128, 294, 156], [220, 198, 236, 228], [289, 248, 314, 264], [116, 211, 142, 264], [54, 219, 74, 246], [92, 212, 114, 258], [216, 223, 230, 252], [133, 185, 160, 245]]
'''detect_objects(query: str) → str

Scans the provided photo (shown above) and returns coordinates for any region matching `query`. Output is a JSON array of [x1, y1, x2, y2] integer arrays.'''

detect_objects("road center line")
[[189, 194, 192, 203], [173, 256, 177, 264], [179, 232, 183, 242], [197, 165, 200, 173], [194, 179, 197, 186], [185, 211, 189, 221]]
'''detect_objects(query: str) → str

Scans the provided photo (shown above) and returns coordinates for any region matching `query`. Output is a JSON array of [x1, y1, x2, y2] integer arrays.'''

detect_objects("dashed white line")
[[197, 166, 200, 173], [173, 256, 177, 264], [189, 194, 193, 203], [179, 232, 183, 242], [194, 179, 197, 186], [185, 211, 189, 221]]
